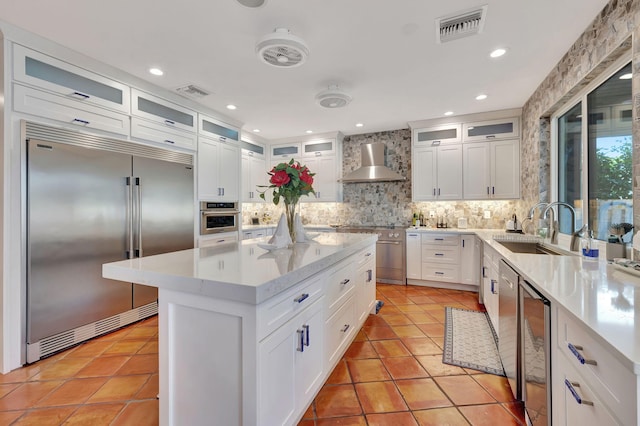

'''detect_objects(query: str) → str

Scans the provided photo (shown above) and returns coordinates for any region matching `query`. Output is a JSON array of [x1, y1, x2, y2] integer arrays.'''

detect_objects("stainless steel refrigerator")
[[25, 122, 194, 362]]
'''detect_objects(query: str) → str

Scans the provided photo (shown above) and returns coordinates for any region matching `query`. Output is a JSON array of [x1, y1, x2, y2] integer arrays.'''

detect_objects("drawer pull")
[[482, 266, 487, 278], [490, 279, 498, 294], [164, 139, 175, 144], [294, 293, 309, 303], [366, 269, 373, 282], [71, 91, 90, 99], [341, 324, 350, 333], [565, 379, 594, 406], [304, 324, 310, 347], [435, 238, 444, 241], [364, 252, 372, 257], [340, 279, 350, 286], [297, 329, 305, 352], [568, 343, 597, 365], [435, 272, 444, 275], [164, 119, 175, 126], [72, 118, 90, 125], [435, 253, 444, 256]]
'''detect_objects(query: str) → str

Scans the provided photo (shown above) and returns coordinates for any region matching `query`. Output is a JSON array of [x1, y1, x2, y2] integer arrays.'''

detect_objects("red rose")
[[300, 170, 314, 186], [270, 170, 291, 186]]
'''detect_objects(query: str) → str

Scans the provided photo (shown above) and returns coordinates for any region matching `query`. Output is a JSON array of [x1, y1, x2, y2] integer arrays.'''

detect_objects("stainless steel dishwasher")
[[498, 260, 520, 400], [520, 280, 551, 426]]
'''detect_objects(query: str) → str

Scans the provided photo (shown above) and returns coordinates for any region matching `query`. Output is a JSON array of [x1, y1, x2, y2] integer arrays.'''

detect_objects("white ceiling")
[[0, 0, 610, 140]]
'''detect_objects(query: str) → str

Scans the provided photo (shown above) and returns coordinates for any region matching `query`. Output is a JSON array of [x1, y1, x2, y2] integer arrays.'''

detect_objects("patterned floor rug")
[[443, 307, 505, 376]]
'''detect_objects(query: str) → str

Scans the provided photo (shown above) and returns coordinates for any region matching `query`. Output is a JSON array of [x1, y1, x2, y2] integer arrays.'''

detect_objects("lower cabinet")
[[258, 297, 324, 425], [481, 243, 500, 332]]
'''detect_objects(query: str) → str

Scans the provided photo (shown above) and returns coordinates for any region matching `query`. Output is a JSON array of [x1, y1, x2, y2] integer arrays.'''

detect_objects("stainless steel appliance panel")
[[520, 280, 551, 426], [498, 259, 520, 399], [376, 240, 405, 283], [132, 156, 194, 307], [27, 140, 133, 343]]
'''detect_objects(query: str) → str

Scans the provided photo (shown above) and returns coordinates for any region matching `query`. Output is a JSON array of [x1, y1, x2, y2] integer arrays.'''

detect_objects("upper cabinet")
[[413, 124, 462, 146], [412, 145, 463, 201], [200, 114, 240, 143], [463, 117, 519, 142], [301, 139, 336, 157], [270, 143, 301, 160], [13, 44, 130, 114], [241, 139, 267, 203]]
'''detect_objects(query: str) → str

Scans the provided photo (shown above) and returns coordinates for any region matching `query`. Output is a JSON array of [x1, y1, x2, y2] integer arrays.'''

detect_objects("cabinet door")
[[242, 153, 266, 202], [412, 147, 437, 201], [131, 117, 197, 150], [131, 89, 196, 133], [302, 139, 335, 157], [295, 299, 324, 411], [413, 124, 461, 145], [463, 143, 491, 200], [463, 117, 519, 142], [406, 232, 421, 280], [304, 156, 338, 202], [218, 142, 240, 201], [197, 138, 220, 200], [356, 256, 375, 324], [436, 145, 463, 200], [491, 139, 520, 199], [271, 143, 301, 159], [200, 114, 239, 142], [460, 235, 479, 286]]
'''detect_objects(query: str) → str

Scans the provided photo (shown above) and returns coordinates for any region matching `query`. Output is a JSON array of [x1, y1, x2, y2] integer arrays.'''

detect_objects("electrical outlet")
[[484, 210, 491, 219], [429, 211, 435, 218]]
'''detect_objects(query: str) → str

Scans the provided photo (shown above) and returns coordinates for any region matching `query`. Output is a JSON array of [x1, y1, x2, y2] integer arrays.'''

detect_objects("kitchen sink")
[[496, 241, 570, 255]]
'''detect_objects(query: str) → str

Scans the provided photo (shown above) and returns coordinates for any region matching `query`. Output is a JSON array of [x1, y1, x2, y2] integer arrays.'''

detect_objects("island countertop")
[[103, 232, 377, 305]]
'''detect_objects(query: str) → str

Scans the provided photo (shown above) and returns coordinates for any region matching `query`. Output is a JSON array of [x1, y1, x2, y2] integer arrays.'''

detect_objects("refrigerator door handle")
[[134, 177, 142, 258], [125, 177, 134, 259]]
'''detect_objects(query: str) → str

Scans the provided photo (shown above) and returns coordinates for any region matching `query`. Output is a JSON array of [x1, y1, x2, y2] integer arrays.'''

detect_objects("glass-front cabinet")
[[131, 89, 196, 133], [270, 143, 301, 159], [414, 124, 461, 145], [463, 117, 519, 142], [302, 139, 335, 157]]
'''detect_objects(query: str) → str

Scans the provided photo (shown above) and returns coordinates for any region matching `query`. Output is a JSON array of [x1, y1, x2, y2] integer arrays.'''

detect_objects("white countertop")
[[242, 224, 336, 231], [103, 232, 376, 305], [407, 226, 640, 373]]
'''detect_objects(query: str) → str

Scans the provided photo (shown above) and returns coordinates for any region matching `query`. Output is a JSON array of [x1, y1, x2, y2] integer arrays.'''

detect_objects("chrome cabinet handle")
[[164, 139, 175, 144], [568, 343, 597, 365], [341, 324, 350, 333], [435, 253, 444, 256], [219, 136, 227, 143], [435, 271, 444, 275], [164, 119, 175, 126], [72, 91, 90, 99], [294, 293, 309, 303], [490, 279, 497, 294], [565, 379, 594, 406], [487, 186, 490, 195], [432, 140, 441, 145], [486, 135, 496, 139], [435, 238, 444, 241], [72, 118, 90, 125], [304, 324, 310, 347], [482, 266, 487, 278], [364, 252, 372, 257], [366, 269, 373, 282], [297, 329, 305, 352], [340, 279, 350, 286]]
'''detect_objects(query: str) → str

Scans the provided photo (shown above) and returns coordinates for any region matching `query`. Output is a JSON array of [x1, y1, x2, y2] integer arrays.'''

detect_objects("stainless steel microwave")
[[200, 202, 239, 235]]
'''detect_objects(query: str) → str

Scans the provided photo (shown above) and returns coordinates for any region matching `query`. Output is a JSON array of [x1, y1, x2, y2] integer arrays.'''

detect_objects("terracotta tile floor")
[[0, 284, 525, 425]]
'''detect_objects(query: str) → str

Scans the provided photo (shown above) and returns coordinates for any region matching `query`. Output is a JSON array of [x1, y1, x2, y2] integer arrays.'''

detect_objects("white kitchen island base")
[[103, 233, 377, 426]]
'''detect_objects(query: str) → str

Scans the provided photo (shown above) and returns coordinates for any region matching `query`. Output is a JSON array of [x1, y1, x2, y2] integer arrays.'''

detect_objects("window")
[[553, 60, 632, 242]]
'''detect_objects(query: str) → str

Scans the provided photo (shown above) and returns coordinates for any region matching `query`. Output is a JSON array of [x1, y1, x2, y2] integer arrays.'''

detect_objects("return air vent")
[[175, 84, 211, 99], [436, 5, 487, 43]]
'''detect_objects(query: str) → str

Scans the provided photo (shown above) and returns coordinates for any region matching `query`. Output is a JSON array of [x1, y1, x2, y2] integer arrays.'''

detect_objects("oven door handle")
[[377, 241, 402, 245]]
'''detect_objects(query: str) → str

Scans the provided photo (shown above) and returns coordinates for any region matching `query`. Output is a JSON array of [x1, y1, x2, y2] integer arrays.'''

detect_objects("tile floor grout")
[[0, 284, 525, 425]]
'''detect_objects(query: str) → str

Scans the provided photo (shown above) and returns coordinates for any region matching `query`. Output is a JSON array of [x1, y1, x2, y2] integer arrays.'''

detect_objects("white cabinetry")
[[406, 231, 421, 280], [131, 89, 197, 150], [198, 232, 239, 247], [304, 155, 341, 202], [241, 140, 267, 203], [355, 248, 376, 324], [420, 234, 461, 283], [463, 117, 519, 142], [460, 235, 479, 286], [413, 124, 461, 145], [412, 145, 462, 201], [271, 143, 301, 160], [13, 44, 130, 114], [463, 139, 520, 199], [481, 243, 500, 331], [197, 135, 240, 201]]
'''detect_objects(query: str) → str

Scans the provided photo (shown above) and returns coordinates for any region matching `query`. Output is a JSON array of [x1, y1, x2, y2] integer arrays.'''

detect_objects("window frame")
[[550, 52, 632, 241]]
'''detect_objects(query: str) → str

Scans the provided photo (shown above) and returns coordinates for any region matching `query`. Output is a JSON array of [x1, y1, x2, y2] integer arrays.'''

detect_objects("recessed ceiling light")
[[236, 0, 266, 7], [253, 128, 261, 133], [355, 123, 364, 128], [305, 130, 313, 134], [619, 73, 633, 80], [149, 68, 164, 76], [490, 48, 506, 58], [475, 94, 488, 101], [444, 111, 454, 116], [226, 104, 237, 110]]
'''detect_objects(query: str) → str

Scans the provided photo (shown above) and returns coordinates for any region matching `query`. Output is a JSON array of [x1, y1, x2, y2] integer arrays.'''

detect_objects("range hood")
[[340, 143, 406, 183]]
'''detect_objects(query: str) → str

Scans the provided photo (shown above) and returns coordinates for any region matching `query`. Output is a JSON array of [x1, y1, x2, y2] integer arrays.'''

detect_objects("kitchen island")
[[103, 232, 377, 426]]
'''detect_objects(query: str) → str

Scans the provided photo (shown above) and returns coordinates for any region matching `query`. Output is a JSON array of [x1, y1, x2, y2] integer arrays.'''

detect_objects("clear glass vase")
[[284, 201, 297, 244]]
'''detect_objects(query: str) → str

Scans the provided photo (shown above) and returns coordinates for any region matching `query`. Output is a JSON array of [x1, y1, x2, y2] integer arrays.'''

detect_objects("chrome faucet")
[[521, 202, 548, 234], [541, 202, 585, 251]]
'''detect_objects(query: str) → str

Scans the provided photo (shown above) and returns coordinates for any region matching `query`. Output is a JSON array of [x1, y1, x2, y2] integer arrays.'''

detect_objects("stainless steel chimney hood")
[[340, 143, 406, 183]]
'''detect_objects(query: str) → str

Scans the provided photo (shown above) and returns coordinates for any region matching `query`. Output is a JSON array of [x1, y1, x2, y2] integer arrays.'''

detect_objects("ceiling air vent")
[[174, 84, 211, 99], [436, 5, 487, 43]]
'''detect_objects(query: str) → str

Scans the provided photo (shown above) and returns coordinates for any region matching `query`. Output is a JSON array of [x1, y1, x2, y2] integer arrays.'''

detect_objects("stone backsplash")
[[243, 128, 520, 229]]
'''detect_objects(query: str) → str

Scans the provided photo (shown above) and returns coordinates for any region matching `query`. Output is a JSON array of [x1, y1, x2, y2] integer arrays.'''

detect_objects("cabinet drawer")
[[421, 245, 459, 264], [326, 260, 356, 315], [131, 117, 196, 150], [421, 234, 459, 245], [14, 83, 129, 136], [355, 246, 376, 268], [555, 350, 621, 426], [325, 295, 357, 366], [557, 308, 635, 425], [131, 88, 196, 133], [421, 264, 460, 283], [257, 274, 324, 341]]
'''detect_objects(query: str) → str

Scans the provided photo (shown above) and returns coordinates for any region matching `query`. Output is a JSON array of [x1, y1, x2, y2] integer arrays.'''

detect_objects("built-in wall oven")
[[200, 201, 239, 235]]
